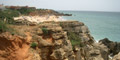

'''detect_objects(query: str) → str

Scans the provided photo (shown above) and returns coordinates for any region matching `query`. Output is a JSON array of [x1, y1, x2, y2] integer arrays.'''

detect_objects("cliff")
[[29, 9, 72, 16], [0, 21, 120, 60], [0, 22, 75, 60], [58, 21, 109, 60]]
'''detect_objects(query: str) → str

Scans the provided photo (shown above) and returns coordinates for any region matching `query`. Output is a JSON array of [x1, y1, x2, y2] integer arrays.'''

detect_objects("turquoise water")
[[59, 11, 120, 42]]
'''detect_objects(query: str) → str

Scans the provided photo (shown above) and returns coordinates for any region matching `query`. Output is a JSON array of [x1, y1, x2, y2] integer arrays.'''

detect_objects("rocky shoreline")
[[1, 5, 120, 60]]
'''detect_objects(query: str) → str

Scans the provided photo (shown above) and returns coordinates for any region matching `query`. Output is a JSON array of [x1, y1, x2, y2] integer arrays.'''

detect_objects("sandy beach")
[[14, 15, 64, 23]]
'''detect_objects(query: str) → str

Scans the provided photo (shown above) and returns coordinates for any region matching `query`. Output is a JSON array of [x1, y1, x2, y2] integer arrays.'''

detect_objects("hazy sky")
[[0, 0, 120, 12]]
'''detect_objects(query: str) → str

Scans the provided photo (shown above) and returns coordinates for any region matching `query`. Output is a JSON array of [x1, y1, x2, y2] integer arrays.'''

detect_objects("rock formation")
[[0, 32, 32, 60], [0, 21, 120, 60], [99, 38, 120, 57], [33, 23, 75, 60], [0, 22, 76, 60], [73, 43, 109, 60], [58, 21, 95, 44], [112, 52, 120, 60]]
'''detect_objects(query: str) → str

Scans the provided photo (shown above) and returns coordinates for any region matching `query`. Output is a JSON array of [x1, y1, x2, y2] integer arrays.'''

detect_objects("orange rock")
[[0, 32, 32, 60]]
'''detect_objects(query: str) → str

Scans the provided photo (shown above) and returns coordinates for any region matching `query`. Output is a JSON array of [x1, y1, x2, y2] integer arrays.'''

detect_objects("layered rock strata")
[[0, 21, 120, 60]]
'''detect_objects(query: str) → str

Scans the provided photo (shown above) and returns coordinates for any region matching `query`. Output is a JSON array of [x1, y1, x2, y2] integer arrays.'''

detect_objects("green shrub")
[[0, 10, 19, 24], [31, 42, 37, 48], [67, 32, 84, 47], [0, 21, 16, 35], [71, 40, 81, 46], [59, 23, 63, 27], [42, 28, 49, 35], [0, 21, 8, 32], [17, 8, 35, 15]]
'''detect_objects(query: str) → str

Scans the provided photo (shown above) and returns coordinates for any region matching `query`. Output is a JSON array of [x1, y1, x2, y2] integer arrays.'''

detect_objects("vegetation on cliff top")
[[17, 8, 35, 15], [30, 9, 72, 16], [0, 7, 36, 23], [0, 10, 19, 24], [0, 21, 16, 35], [0, 6, 71, 24], [0, 21, 8, 32]]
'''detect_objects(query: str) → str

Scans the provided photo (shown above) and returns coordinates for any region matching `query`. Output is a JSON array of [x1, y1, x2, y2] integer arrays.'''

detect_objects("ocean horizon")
[[59, 11, 120, 42]]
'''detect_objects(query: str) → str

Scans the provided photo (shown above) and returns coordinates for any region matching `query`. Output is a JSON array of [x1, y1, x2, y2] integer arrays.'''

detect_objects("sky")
[[0, 0, 120, 12]]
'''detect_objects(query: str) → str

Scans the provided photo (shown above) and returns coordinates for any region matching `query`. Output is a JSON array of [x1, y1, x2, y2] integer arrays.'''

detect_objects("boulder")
[[99, 38, 120, 56], [74, 43, 109, 60], [112, 52, 120, 60]]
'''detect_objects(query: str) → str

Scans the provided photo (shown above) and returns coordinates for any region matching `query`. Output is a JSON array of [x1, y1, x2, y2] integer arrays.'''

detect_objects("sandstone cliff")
[[58, 21, 94, 44], [0, 21, 120, 60], [0, 22, 75, 60], [0, 32, 32, 60], [58, 21, 109, 60]]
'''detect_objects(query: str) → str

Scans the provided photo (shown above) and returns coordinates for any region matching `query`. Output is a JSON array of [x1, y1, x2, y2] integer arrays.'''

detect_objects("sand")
[[14, 15, 63, 23]]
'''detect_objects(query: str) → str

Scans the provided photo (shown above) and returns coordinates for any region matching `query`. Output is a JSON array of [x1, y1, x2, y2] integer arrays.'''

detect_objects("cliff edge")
[[0, 21, 119, 60]]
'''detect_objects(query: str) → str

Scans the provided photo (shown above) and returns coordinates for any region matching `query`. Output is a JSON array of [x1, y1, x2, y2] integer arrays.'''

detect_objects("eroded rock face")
[[59, 21, 95, 44], [1, 21, 119, 60], [57, 21, 110, 60], [33, 23, 75, 60], [74, 42, 109, 60], [30, 21, 120, 60], [0, 22, 75, 60], [0, 32, 32, 60]]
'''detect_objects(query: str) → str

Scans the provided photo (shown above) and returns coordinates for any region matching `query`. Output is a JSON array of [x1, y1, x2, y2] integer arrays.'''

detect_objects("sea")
[[59, 11, 120, 42]]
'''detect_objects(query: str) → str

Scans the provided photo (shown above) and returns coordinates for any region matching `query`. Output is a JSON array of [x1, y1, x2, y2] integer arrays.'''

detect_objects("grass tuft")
[[42, 28, 49, 35], [68, 32, 85, 47], [0, 21, 8, 32], [0, 21, 17, 35], [31, 42, 37, 48]]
